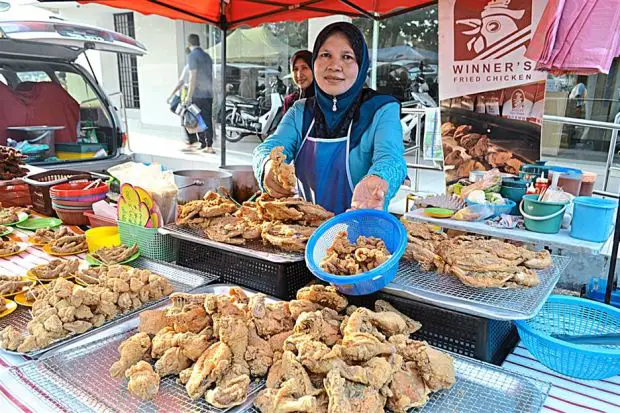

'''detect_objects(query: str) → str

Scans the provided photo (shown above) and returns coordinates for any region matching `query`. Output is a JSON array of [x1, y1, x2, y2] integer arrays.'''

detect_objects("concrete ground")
[[127, 119, 620, 290]]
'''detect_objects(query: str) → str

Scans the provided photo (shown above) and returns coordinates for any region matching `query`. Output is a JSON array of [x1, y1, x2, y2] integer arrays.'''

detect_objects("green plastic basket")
[[118, 221, 178, 262]]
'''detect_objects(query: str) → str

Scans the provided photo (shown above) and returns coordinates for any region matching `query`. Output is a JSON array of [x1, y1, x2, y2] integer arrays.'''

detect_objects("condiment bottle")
[[535, 173, 549, 194], [526, 182, 537, 195]]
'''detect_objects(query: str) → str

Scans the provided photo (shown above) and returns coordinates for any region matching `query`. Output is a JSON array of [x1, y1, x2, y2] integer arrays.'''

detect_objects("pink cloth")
[[526, 0, 620, 74]]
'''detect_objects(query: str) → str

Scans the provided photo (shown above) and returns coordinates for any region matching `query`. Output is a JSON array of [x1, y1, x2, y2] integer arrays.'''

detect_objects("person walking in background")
[[183, 34, 215, 153], [168, 48, 198, 151]]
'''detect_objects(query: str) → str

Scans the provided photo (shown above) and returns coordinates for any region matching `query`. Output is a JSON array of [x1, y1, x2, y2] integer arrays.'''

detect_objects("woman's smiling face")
[[314, 32, 359, 97], [292, 58, 313, 90]]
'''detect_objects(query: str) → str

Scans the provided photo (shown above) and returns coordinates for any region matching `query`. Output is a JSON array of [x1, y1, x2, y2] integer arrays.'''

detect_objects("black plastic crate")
[[378, 292, 518, 365], [176, 239, 314, 300]]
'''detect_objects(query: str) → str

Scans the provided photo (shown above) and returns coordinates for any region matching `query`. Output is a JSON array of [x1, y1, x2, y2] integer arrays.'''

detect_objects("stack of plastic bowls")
[[50, 181, 109, 225]]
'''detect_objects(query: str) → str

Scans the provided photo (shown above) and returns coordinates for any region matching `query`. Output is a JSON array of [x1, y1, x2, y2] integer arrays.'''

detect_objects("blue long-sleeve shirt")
[[253, 99, 406, 209]]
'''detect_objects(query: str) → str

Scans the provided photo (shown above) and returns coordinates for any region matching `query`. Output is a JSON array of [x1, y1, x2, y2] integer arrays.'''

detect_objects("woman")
[[253, 23, 406, 214], [282, 50, 315, 113]]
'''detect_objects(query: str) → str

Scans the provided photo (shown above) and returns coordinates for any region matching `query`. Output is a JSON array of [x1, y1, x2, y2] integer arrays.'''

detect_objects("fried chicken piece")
[[324, 370, 385, 413], [295, 203, 334, 226], [386, 354, 430, 412], [344, 307, 411, 338], [63, 320, 92, 334], [110, 332, 152, 378], [126, 361, 160, 401], [505, 158, 523, 175], [441, 122, 456, 136], [203, 215, 246, 245], [261, 222, 315, 252], [50, 234, 87, 254], [205, 371, 251, 409], [165, 301, 210, 334], [93, 244, 139, 265], [173, 332, 212, 361], [217, 315, 249, 371], [524, 250, 553, 269], [268, 330, 293, 360], [186, 341, 232, 400], [374, 300, 422, 335], [139, 310, 169, 335], [256, 194, 305, 222], [0, 239, 21, 255], [249, 294, 294, 337], [254, 389, 318, 413], [0, 280, 31, 295], [245, 321, 274, 377], [269, 146, 296, 195], [286, 308, 342, 350], [470, 135, 490, 158], [288, 299, 323, 320], [453, 125, 472, 141], [155, 347, 192, 377], [31, 259, 80, 281], [296, 285, 348, 312], [0, 326, 24, 351], [388, 335, 455, 392], [151, 327, 176, 358], [32, 228, 58, 245], [486, 148, 513, 167], [340, 332, 396, 362], [459, 133, 482, 150]]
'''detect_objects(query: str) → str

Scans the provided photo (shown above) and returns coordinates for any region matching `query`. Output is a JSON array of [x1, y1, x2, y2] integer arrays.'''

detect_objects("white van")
[[0, 2, 146, 171]]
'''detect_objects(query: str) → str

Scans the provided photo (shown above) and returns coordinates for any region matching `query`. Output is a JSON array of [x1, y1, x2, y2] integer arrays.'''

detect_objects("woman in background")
[[282, 50, 315, 113]]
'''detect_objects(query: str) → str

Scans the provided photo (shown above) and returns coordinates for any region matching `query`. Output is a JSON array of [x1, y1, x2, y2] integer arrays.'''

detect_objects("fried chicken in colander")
[[319, 232, 391, 276]]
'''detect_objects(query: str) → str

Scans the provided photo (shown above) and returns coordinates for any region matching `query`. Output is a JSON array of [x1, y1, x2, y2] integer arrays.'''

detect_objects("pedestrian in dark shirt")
[[183, 34, 215, 153]]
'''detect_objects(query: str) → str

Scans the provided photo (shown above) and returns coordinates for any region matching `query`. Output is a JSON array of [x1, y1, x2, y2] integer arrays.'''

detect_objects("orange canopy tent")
[[67, 0, 436, 163]]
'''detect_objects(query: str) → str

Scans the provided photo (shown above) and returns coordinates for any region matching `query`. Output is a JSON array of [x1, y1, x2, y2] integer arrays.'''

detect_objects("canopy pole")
[[605, 195, 620, 304], [220, 25, 227, 167], [370, 18, 379, 89]]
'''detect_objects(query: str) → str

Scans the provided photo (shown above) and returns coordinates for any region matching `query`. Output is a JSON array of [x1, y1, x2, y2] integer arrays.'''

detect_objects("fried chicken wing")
[[126, 361, 160, 401], [110, 332, 152, 378]]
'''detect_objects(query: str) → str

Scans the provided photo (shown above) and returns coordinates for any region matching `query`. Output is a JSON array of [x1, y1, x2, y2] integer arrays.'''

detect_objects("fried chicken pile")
[[110, 285, 455, 410], [0, 274, 32, 296], [0, 240, 21, 255], [92, 244, 139, 265], [176, 191, 333, 251], [50, 233, 88, 254], [0, 266, 174, 353], [268, 146, 296, 195], [319, 232, 391, 276], [402, 220, 553, 288], [32, 227, 70, 245], [442, 122, 524, 181], [75, 266, 107, 285], [0, 147, 28, 181], [30, 259, 80, 281], [0, 205, 29, 225]]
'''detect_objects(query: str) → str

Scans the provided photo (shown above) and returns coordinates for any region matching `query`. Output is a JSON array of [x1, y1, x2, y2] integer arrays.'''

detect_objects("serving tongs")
[[551, 333, 620, 346]]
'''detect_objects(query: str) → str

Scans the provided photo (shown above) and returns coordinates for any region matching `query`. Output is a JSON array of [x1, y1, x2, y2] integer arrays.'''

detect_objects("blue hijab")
[[303, 22, 399, 149]]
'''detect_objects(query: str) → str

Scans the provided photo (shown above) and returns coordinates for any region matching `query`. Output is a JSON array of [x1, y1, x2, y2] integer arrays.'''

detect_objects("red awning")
[[77, 0, 435, 28]]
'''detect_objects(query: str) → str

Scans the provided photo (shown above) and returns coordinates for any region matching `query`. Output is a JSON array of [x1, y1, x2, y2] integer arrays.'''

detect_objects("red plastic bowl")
[[52, 198, 98, 208], [84, 211, 117, 227], [54, 208, 92, 226], [50, 181, 109, 198]]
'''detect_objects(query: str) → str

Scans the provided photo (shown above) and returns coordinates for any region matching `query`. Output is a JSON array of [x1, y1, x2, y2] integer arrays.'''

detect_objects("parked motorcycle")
[[224, 84, 284, 143], [409, 75, 437, 108]]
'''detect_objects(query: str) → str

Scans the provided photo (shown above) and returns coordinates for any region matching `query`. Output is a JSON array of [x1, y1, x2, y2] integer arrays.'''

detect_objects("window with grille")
[[113, 12, 140, 109]]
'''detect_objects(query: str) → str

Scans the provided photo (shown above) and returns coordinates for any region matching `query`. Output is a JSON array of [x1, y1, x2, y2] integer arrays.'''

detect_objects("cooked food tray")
[[239, 353, 551, 413], [0, 258, 217, 358], [9, 284, 270, 413], [386, 255, 571, 320], [161, 223, 304, 263]]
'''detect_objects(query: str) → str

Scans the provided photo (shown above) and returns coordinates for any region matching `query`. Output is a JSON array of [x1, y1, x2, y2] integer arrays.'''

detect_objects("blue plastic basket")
[[515, 295, 620, 380], [305, 210, 407, 295]]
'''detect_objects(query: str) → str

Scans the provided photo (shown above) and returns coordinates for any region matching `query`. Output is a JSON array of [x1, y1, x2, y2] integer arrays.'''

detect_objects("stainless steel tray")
[[161, 223, 304, 264], [239, 354, 551, 413], [0, 258, 216, 358], [386, 256, 571, 320], [9, 284, 269, 413]]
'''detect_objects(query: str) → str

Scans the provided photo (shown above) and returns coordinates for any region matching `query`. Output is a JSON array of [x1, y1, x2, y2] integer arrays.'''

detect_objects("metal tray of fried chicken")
[[386, 255, 571, 321], [0, 258, 216, 358], [238, 354, 551, 413], [8, 284, 270, 413], [164, 194, 335, 264]]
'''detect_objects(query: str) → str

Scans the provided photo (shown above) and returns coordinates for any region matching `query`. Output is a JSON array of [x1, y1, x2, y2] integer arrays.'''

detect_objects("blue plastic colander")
[[305, 209, 407, 295], [515, 295, 620, 380]]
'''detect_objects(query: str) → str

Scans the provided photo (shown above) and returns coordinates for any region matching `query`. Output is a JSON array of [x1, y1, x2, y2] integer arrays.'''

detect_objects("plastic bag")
[[453, 204, 495, 222], [107, 162, 178, 224]]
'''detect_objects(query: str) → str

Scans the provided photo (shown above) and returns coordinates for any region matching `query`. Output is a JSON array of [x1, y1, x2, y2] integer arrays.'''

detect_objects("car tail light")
[[121, 132, 128, 148]]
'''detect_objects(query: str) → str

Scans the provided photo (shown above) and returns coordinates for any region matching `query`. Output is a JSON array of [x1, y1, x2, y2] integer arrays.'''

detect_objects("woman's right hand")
[[263, 160, 294, 198]]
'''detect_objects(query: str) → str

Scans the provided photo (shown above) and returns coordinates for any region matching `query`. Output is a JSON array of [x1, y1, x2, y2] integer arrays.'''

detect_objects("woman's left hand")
[[350, 176, 388, 210]]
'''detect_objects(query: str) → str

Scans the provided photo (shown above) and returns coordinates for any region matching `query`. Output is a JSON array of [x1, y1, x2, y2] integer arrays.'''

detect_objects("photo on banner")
[[438, 0, 547, 184]]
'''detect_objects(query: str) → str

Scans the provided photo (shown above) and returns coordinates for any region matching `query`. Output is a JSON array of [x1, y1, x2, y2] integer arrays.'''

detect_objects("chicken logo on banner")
[[455, 0, 531, 61]]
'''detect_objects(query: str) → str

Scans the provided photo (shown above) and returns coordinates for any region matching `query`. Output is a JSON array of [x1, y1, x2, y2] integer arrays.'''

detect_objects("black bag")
[[169, 94, 181, 113]]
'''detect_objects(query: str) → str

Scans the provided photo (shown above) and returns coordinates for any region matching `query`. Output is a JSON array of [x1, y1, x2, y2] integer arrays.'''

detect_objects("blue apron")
[[295, 119, 354, 214]]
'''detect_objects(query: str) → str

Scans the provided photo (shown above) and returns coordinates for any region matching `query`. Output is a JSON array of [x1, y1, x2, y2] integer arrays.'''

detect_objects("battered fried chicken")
[[285, 308, 342, 350], [205, 370, 251, 409], [0, 326, 24, 351], [0, 279, 31, 295], [288, 299, 323, 320], [0, 240, 21, 255], [155, 346, 192, 377], [32, 227, 67, 245], [248, 294, 294, 338], [92, 244, 139, 265], [296, 285, 348, 312], [126, 361, 160, 401], [386, 355, 430, 412], [374, 300, 422, 335], [245, 321, 274, 376], [320, 232, 391, 275], [30, 259, 80, 280], [324, 370, 385, 413], [261, 222, 315, 252], [186, 341, 232, 400], [109, 332, 152, 378], [269, 146, 296, 195], [254, 389, 318, 413], [50, 234, 87, 254]]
